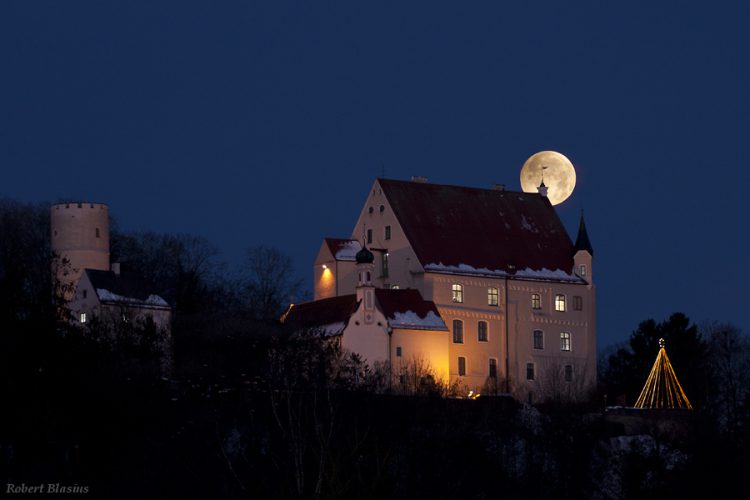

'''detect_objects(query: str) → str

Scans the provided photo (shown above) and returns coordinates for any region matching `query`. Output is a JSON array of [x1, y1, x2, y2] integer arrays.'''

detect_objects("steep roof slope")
[[378, 178, 575, 274]]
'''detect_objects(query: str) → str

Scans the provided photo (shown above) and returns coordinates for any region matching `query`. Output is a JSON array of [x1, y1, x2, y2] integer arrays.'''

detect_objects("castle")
[[51, 202, 171, 331], [284, 177, 596, 400]]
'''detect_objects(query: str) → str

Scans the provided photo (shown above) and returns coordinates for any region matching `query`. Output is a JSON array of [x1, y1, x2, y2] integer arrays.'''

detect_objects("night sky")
[[2, 1, 748, 349]]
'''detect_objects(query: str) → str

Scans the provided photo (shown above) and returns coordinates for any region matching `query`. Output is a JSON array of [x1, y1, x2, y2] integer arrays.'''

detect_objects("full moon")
[[519, 151, 576, 206]]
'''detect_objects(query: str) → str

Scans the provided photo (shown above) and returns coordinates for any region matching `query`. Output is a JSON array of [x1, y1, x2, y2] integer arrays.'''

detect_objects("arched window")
[[555, 294, 566, 312], [478, 321, 488, 342], [533, 330, 544, 350], [451, 284, 463, 303], [452, 319, 464, 344]]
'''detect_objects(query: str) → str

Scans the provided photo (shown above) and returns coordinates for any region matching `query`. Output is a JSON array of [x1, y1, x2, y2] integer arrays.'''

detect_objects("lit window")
[[526, 363, 535, 381], [555, 294, 566, 312], [478, 321, 488, 342], [579, 264, 587, 277], [573, 296, 583, 311], [385, 225, 391, 240], [560, 332, 571, 351], [391, 284, 399, 290], [396, 346, 402, 357], [367, 229, 372, 244], [533, 330, 544, 350], [564, 364, 573, 382], [532, 293, 541, 310], [80, 313, 87, 323], [458, 356, 466, 376], [452, 319, 464, 343], [382, 253, 389, 278], [451, 284, 463, 303], [487, 287, 498, 306], [489, 358, 497, 378]]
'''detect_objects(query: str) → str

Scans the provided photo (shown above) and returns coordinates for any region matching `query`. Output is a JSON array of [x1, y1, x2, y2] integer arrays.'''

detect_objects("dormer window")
[[451, 284, 463, 303], [579, 264, 587, 277]]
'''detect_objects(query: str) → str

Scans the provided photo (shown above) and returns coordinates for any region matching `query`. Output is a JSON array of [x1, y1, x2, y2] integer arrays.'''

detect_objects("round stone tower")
[[50, 202, 110, 299]]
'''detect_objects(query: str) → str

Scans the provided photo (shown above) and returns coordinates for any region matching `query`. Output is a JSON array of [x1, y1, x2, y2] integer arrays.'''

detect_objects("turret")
[[573, 211, 593, 283], [355, 242, 376, 324]]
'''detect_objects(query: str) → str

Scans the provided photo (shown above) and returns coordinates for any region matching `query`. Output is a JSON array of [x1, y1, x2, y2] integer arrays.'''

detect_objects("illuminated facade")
[[290, 178, 596, 400]]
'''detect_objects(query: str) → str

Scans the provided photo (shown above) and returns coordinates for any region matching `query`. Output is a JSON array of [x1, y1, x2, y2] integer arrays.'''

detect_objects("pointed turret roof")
[[573, 211, 594, 257]]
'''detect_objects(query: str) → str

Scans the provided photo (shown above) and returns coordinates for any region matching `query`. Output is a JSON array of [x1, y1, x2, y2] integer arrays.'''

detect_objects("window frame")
[[487, 287, 498, 306], [451, 284, 463, 303], [80, 312, 87, 323], [555, 294, 566, 312], [573, 295, 583, 311], [384, 225, 391, 240], [366, 228, 372, 244], [560, 332, 571, 352], [532, 293, 541, 310], [477, 321, 488, 342], [564, 364, 573, 382], [533, 329, 544, 350], [526, 362, 535, 381], [382, 252, 389, 278], [489, 358, 498, 378], [458, 356, 467, 376], [452, 319, 464, 344], [396, 346, 402, 357]]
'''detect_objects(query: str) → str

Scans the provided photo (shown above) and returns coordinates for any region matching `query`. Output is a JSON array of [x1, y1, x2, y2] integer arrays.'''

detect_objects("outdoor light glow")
[[634, 339, 692, 410]]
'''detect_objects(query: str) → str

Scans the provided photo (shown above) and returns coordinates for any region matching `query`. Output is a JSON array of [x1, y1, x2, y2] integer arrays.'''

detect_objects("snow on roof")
[[324, 238, 362, 261], [424, 262, 585, 283], [96, 288, 170, 307], [334, 240, 362, 261], [389, 310, 448, 331]]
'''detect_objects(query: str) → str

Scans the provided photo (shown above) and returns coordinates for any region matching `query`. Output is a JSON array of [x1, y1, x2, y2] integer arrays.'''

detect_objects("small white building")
[[69, 265, 172, 332]]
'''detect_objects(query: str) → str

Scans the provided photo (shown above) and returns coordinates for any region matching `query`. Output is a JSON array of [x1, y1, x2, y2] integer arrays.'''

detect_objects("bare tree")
[[242, 245, 303, 320], [703, 322, 750, 432]]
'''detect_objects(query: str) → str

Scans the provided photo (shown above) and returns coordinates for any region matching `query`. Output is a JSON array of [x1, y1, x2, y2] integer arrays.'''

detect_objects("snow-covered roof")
[[388, 310, 447, 331], [85, 269, 171, 309], [96, 288, 169, 307], [324, 238, 362, 261], [424, 262, 585, 284]]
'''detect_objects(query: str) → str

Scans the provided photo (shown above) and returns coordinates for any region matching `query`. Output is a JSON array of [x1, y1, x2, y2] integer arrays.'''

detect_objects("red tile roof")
[[378, 178, 575, 274], [281, 295, 359, 334], [375, 288, 447, 331], [282, 289, 447, 333]]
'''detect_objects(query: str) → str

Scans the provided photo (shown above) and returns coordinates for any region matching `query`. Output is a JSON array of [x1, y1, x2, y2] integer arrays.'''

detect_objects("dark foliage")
[[601, 313, 709, 407]]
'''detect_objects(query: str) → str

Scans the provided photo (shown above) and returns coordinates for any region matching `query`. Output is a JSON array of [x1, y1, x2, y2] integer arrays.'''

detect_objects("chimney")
[[492, 184, 505, 191], [111, 262, 121, 276], [411, 176, 428, 183]]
